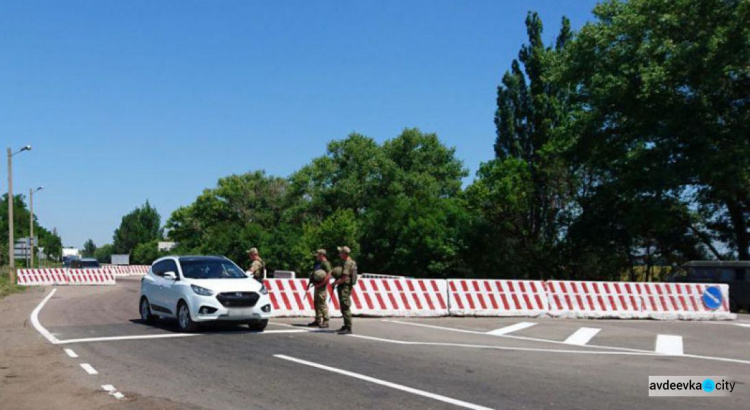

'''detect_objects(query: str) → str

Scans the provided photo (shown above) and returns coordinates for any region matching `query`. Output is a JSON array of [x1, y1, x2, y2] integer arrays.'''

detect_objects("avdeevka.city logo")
[[649, 376, 735, 397]]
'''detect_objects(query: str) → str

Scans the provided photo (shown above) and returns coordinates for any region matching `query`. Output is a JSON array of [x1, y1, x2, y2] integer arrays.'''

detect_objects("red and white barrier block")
[[352, 279, 449, 317], [16, 268, 116, 286], [103, 265, 150, 276], [635, 282, 732, 320], [264, 278, 449, 318], [66, 269, 116, 286], [546, 281, 733, 320], [263, 279, 316, 318], [447, 280, 548, 316], [16, 269, 69, 285], [546, 281, 643, 319]]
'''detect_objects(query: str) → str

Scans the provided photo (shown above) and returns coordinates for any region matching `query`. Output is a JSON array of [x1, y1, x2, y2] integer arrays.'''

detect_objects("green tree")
[[562, 0, 749, 260], [94, 243, 114, 264], [288, 129, 469, 277], [0, 194, 62, 265], [113, 201, 162, 255], [39, 228, 63, 263], [468, 12, 576, 279], [82, 239, 97, 258], [166, 171, 292, 270], [132, 240, 161, 265]]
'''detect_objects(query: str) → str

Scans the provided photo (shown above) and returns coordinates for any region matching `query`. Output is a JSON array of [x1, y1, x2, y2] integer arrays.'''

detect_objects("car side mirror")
[[164, 271, 178, 280]]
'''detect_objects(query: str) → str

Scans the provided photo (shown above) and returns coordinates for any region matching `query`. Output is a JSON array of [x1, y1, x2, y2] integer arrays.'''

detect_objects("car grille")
[[217, 292, 260, 308]]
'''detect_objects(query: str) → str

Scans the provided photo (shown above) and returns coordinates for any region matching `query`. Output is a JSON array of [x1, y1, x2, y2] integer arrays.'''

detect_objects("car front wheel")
[[177, 301, 198, 332], [140, 297, 155, 324], [248, 319, 268, 332]]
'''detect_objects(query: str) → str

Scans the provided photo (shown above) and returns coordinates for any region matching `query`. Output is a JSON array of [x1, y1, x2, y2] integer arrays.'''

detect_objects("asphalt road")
[[34, 277, 750, 410]]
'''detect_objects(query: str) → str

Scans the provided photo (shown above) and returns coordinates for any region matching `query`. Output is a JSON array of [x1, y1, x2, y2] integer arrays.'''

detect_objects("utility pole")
[[29, 186, 43, 268], [7, 148, 13, 275], [6, 145, 31, 284]]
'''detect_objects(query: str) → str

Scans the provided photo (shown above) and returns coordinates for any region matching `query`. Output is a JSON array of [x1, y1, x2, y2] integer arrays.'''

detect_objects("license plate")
[[227, 308, 254, 317]]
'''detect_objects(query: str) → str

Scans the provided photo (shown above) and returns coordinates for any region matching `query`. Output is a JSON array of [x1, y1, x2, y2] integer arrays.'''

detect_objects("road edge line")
[[30, 288, 60, 345]]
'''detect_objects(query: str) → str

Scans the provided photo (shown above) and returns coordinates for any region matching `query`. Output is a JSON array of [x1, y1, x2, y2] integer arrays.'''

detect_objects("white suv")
[[140, 255, 272, 332]]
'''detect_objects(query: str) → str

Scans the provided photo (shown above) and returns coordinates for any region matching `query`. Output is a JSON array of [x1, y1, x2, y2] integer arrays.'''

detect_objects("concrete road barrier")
[[66, 269, 116, 286], [103, 265, 150, 276], [635, 282, 732, 320], [264, 278, 449, 318], [17, 268, 116, 286], [546, 281, 643, 319], [17, 269, 68, 285], [448, 279, 548, 317]]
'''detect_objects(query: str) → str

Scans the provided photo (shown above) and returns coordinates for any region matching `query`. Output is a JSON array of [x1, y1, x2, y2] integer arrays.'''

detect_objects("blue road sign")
[[702, 286, 723, 310]]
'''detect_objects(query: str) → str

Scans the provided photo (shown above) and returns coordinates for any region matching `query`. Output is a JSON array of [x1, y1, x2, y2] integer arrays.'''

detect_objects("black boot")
[[307, 321, 320, 327], [337, 327, 352, 335]]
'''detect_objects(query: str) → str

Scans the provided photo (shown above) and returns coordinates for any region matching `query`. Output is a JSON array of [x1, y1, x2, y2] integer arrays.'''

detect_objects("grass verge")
[[0, 266, 22, 299]]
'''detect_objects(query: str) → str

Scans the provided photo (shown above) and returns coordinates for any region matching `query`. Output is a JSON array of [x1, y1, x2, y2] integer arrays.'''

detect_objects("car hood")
[[188, 278, 262, 293]]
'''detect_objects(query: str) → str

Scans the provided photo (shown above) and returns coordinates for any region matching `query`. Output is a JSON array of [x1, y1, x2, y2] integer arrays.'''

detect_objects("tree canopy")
[[106, 0, 747, 279]]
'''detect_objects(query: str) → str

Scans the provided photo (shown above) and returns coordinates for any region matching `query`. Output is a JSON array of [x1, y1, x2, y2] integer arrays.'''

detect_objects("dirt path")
[[0, 287, 199, 410]]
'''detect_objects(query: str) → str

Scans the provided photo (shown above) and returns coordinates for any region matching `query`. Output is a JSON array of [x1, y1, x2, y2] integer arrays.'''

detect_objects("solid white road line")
[[64, 348, 78, 358], [57, 329, 308, 344], [487, 322, 537, 336], [563, 327, 601, 346], [59, 333, 200, 344], [350, 334, 658, 357], [275, 354, 494, 410], [30, 288, 60, 345], [735, 324, 750, 328], [384, 320, 750, 366], [655, 335, 684, 356], [80, 363, 98, 375]]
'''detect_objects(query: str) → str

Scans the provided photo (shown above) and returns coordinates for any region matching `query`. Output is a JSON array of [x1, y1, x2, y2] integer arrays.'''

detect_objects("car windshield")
[[81, 260, 100, 268], [180, 259, 247, 279]]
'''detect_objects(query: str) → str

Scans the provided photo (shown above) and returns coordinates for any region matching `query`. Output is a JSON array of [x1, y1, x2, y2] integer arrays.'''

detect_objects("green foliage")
[[132, 240, 164, 265], [1, 266, 22, 299], [82, 239, 97, 258], [113, 201, 162, 255], [168, 129, 469, 278], [560, 0, 748, 264], [112, 1, 748, 279], [94, 244, 114, 263], [0, 194, 62, 264]]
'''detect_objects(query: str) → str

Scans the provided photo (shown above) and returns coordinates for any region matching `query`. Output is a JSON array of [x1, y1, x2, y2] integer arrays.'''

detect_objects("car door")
[[145, 261, 170, 315], [159, 259, 182, 315]]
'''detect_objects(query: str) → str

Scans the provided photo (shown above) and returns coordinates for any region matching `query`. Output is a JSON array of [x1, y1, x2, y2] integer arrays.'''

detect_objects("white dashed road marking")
[[487, 322, 537, 336], [655, 335, 684, 356], [64, 348, 78, 358], [80, 363, 99, 375], [102, 385, 125, 400], [275, 354, 494, 410], [563, 327, 601, 346]]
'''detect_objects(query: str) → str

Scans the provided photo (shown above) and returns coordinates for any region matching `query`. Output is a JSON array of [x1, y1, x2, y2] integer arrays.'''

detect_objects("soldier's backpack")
[[350, 261, 358, 286]]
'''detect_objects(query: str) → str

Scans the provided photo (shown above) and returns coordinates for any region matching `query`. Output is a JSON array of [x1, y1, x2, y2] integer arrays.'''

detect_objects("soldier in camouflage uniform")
[[247, 247, 265, 282], [308, 249, 332, 328], [331, 246, 357, 334]]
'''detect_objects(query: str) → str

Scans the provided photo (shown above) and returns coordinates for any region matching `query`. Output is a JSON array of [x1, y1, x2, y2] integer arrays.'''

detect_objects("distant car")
[[70, 258, 101, 269], [139, 255, 272, 332], [670, 261, 750, 312]]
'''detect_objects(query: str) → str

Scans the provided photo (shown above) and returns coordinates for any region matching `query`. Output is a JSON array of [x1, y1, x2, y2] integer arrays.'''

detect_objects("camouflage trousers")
[[314, 286, 329, 323], [337, 284, 353, 329]]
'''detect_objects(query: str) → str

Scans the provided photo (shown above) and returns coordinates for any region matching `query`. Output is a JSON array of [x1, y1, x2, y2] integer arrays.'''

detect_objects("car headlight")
[[260, 285, 268, 295], [191, 285, 214, 296]]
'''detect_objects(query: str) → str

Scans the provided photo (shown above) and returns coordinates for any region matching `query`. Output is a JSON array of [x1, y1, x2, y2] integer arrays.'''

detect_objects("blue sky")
[[1, 0, 600, 248]]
